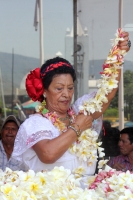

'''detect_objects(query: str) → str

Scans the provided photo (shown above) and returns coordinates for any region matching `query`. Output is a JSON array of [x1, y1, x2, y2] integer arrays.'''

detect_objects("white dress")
[[12, 92, 102, 174]]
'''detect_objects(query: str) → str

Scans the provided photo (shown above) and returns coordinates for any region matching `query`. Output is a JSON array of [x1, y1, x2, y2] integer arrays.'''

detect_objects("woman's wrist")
[[68, 123, 82, 137], [73, 123, 82, 132]]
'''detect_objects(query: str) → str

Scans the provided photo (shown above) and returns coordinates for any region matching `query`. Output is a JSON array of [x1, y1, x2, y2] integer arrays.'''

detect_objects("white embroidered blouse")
[[12, 92, 102, 174]]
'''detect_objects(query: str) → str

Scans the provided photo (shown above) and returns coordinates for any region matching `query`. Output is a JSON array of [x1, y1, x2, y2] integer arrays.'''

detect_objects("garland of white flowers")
[[36, 29, 127, 169], [69, 28, 127, 166], [1, 166, 133, 200]]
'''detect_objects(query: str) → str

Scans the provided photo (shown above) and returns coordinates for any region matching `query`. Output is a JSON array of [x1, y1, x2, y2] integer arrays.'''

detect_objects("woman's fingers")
[[118, 31, 130, 51], [75, 114, 93, 132], [122, 31, 129, 37]]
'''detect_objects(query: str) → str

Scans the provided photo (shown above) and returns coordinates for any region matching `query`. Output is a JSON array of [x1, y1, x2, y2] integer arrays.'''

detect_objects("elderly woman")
[[12, 31, 130, 174]]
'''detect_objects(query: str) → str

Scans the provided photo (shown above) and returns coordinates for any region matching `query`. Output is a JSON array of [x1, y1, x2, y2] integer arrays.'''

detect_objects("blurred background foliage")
[[104, 70, 133, 122]]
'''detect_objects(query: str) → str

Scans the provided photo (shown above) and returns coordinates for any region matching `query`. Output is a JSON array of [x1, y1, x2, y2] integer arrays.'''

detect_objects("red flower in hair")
[[26, 68, 44, 102]]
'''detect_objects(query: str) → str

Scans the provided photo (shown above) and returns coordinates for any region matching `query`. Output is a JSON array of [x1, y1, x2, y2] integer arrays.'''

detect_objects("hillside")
[[0, 52, 132, 96], [89, 59, 133, 79], [0, 52, 39, 95]]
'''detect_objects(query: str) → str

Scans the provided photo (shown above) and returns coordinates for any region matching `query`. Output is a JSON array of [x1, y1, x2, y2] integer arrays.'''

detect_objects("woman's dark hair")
[[120, 127, 133, 144], [40, 57, 76, 90]]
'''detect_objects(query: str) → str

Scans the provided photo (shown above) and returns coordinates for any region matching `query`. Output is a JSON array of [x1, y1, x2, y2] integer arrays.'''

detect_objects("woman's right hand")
[[74, 113, 93, 132]]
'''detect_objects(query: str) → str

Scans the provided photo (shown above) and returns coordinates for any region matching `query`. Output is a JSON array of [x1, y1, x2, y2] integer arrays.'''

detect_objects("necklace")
[[59, 114, 69, 121], [36, 101, 76, 133], [44, 108, 76, 133]]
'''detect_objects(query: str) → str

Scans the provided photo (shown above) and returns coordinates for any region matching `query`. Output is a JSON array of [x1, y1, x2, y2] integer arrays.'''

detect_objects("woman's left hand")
[[118, 31, 130, 52]]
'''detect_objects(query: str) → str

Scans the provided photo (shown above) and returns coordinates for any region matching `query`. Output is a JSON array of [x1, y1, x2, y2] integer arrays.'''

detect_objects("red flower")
[[25, 68, 44, 102]]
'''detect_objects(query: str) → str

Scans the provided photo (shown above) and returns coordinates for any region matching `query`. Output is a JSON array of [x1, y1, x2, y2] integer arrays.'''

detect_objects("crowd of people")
[[0, 30, 132, 175]]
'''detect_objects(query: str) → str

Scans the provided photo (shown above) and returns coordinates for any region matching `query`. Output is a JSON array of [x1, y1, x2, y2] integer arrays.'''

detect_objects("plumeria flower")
[[1, 183, 16, 195], [73, 166, 86, 178], [49, 166, 71, 182], [78, 104, 88, 115], [36, 172, 48, 186], [106, 78, 118, 90], [35, 104, 42, 112], [98, 151, 105, 158], [76, 148, 90, 162], [25, 181, 43, 194], [98, 159, 109, 169], [19, 170, 35, 181]]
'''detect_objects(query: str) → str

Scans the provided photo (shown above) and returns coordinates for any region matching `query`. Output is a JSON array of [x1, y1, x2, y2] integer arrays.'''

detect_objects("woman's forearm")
[[33, 128, 78, 163]]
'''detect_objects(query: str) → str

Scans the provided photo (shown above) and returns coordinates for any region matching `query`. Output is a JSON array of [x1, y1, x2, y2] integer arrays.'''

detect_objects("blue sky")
[[0, 0, 73, 59]]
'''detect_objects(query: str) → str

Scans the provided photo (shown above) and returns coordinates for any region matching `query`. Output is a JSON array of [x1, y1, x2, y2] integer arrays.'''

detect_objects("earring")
[[43, 94, 46, 98]]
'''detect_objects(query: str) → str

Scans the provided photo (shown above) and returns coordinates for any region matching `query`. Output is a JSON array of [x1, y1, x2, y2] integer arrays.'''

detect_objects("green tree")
[[124, 70, 133, 120], [104, 107, 118, 117], [109, 90, 118, 108], [105, 70, 133, 120]]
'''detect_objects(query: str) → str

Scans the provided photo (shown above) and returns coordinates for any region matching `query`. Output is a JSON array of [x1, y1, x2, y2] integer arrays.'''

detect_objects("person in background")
[[101, 127, 120, 159], [98, 120, 112, 142], [108, 127, 133, 172], [0, 115, 28, 171], [103, 120, 111, 130], [95, 124, 120, 173]]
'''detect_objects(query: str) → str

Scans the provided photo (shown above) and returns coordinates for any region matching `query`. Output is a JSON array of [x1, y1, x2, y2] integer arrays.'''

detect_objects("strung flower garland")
[[69, 28, 127, 165], [36, 29, 127, 168]]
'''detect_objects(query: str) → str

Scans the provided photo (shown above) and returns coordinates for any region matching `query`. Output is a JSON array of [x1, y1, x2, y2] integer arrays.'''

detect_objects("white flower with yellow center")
[[26, 181, 43, 194], [19, 170, 35, 182], [106, 78, 118, 90], [73, 166, 86, 178], [49, 166, 71, 182], [98, 159, 109, 169], [1, 183, 16, 195], [36, 171, 48, 186]]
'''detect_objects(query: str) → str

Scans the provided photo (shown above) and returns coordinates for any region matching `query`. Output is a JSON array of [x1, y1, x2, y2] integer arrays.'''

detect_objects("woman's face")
[[44, 74, 74, 114]]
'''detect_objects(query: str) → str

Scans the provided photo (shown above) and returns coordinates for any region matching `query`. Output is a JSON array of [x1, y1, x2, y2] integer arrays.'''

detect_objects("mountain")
[[0, 52, 39, 95], [0, 52, 132, 96], [89, 59, 133, 79]]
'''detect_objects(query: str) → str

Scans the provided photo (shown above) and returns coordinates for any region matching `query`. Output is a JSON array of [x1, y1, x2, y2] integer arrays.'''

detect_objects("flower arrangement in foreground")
[[1, 166, 133, 200], [36, 29, 127, 168], [88, 165, 133, 200]]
